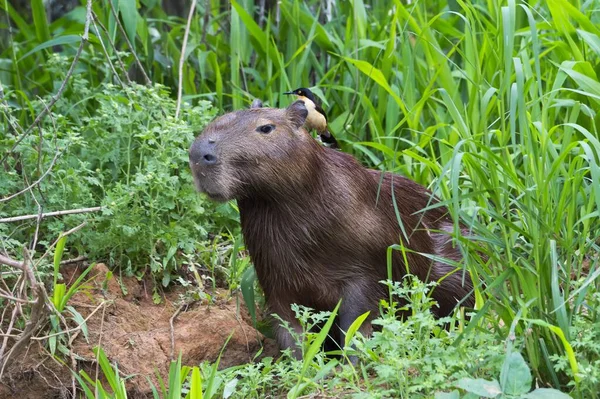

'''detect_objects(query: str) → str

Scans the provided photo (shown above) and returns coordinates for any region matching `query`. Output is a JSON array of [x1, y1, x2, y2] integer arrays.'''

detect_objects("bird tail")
[[320, 129, 339, 148]]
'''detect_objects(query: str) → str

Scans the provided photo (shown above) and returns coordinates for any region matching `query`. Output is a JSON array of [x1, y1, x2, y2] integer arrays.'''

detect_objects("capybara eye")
[[257, 124, 275, 134]]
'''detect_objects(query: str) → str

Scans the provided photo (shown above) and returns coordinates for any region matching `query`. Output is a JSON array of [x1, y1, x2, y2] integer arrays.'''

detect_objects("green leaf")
[[524, 318, 580, 383], [524, 388, 573, 399], [66, 305, 89, 341], [455, 378, 502, 398], [31, 0, 50, 43], [240, 266, 257, 327], [223, 378, 238, 399], [18, 35, 82, 62], [59, 263, 96, 312], [167, 353, 183, 399], [53, 235, 68, 288], [499, 352, 532, 395], [559, 61, 600, 102], [119, 0, 138, 50], [434, 391, 460, 399], [53, 283, 66, 310], [231, 0, 279, 64], [341, 56, 402, 107], [188, 366, 203, 399], [577, 30, 600, 57], [290, 301, 341, 399], [344, 311, 370, 348]]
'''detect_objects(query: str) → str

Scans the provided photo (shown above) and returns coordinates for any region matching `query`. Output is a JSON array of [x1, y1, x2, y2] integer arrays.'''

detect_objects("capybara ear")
[[286, 100, 308, 129], [250, 99, 263, 109]]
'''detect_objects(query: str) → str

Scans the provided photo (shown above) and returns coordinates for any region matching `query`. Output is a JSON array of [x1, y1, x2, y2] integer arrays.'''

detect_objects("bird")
[[283, 87, 339, 148]]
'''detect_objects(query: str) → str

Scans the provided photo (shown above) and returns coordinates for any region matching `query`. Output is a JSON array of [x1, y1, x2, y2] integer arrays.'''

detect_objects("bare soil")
[[0, 263, 277, 399]]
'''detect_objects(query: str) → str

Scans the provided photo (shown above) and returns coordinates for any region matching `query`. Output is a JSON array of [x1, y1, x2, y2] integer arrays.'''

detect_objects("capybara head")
[[189, 100, 320, 202]]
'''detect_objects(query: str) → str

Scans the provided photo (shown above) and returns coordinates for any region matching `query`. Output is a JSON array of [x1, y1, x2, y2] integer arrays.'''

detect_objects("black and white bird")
[[284, 87, 339, 148]]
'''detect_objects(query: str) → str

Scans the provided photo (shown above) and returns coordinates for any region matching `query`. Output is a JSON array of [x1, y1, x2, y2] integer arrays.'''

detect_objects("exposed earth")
[[0, 263, 277, 399]]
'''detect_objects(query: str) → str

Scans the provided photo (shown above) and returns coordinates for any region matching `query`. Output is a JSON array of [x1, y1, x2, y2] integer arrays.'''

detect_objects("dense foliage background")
[[1, 0, 599, 397]]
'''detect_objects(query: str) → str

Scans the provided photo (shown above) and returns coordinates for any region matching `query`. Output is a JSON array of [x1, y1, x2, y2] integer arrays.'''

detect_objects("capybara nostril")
[[190, 140, 218, 166], [202, 152, 217, 165]]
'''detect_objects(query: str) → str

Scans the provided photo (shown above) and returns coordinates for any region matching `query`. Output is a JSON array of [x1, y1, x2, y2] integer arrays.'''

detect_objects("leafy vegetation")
[[1, 0, 599, 397]]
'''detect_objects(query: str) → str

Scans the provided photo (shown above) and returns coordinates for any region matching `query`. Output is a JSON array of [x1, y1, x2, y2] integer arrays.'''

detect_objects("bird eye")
[[257, 124, 275, 134]]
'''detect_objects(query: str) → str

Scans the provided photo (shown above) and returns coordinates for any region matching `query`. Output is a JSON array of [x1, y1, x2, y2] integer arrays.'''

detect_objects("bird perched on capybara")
[[189, 100, 474, 359]]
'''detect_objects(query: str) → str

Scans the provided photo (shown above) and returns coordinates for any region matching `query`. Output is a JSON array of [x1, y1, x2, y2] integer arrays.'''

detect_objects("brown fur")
[[189, 101, 475, 358]]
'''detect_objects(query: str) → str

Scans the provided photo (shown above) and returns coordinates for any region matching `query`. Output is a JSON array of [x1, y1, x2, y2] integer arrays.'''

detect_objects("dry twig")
[[0, 206, 103, 223], [169, 304, 187, 360], [0, 149, 63, 203]]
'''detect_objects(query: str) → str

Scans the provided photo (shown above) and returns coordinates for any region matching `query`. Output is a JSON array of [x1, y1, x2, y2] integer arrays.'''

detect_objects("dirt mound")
[[0, 263, 276, 398]]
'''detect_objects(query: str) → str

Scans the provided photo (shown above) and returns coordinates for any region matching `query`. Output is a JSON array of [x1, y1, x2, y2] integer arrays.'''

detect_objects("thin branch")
[[0, 291, 36, 304], [0, 254, 24, 270], [90, 12, 130, 87], [0, 0, 94, 166], [60, 256, 88, 265], [169, 303, 186, 360], [31, 301, 106, 341], [94, 305, 107, 388], [0, 149, 63, 203], [106, 0, 152, 86], [91, 20, 125, 87], [0, 206, 103, 223], [175, 0, 198, 119]]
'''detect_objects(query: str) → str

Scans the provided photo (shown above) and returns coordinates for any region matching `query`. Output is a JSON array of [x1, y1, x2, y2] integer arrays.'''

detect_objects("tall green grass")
[[2, 0, 599, 394]]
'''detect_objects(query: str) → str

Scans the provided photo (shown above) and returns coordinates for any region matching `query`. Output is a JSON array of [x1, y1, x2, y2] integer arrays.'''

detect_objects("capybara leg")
[[339, 283, 375, 364], [272, 306, 304, 360]]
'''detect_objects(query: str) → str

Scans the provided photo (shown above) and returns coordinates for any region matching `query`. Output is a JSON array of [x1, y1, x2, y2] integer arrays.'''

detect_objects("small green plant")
[[551, 290, 600, 398], [1, 68, 238, 283], [76, 337, 235, 399], [74, 347, 131, 399], [48, 234, 95, 356]]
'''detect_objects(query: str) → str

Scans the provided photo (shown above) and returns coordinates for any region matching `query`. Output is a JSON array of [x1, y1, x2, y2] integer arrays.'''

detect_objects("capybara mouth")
[[190, 169, 232, 202], [203, 190, 229, 202]]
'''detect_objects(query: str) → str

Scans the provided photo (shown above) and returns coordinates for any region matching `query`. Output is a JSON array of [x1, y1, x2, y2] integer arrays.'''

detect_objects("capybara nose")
[[190, 139, 218, 166], [202, 152, 217, 165]]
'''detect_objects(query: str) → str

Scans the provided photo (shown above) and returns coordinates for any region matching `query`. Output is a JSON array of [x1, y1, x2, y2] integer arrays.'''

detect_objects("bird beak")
[[283, 91, 295, 95]]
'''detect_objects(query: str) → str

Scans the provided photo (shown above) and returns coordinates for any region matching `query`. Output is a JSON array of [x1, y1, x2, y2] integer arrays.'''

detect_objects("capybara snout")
[[189, 138, 218, 167], [190, 100, 475, 360]]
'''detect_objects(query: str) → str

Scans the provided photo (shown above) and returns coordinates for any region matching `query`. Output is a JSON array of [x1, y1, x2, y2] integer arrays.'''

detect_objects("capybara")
[[189, 100, 475, 359]]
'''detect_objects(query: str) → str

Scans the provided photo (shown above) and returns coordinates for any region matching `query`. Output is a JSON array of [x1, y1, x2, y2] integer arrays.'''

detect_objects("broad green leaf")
[[524, 388, 573, 399], [119, 0, 138, 50], [455, 378, 502, 398], [499, 352, 532, 396], [434, 391, 460, 399]]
